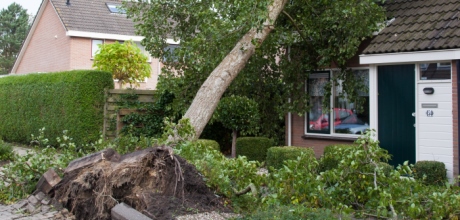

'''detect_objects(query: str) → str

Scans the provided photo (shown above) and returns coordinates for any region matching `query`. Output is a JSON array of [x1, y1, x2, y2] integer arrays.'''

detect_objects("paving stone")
[[41, 198, 51, 205], [35, 191, 46, 201], [27, 202, 37, 213], [35, 169, 61, 194], [12, 200, 28, 209], [27, 195, 39, 205], [41, 205, 51, 213], [111, 202, 152, 220]]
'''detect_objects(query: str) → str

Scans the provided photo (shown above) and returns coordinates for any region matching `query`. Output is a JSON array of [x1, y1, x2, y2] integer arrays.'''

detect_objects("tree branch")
[[281, 10, 309, 43]]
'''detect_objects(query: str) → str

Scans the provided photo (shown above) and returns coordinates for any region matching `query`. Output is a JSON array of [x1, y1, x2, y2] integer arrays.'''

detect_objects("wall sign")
[[421, 103, 438, 108]]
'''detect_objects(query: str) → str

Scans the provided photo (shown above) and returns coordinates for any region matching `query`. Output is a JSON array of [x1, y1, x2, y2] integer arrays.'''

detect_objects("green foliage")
[[110, 132, 157, 155], [0, 70, 114, 146], [266, 146, 315, 170], [413, 161, 447, 186], [126, 0, 386, 144], [175, 141, 264, 213], [194, 139, 220, 151], [120, 91, 175, 138], [240, 205, 347, 220], [0, 139, 14, 161], [160, 118, 196, 145], [0, 3, 30, 74], [319, 144, 357, 172], [236, 137, 273, 162], [214, 95, 260, 135], [93, 40, 151, 87]]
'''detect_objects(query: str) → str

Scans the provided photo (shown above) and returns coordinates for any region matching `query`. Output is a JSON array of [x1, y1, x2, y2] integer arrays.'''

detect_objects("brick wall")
[[15, 0, 71, 74], [452, 60, 458, 177]]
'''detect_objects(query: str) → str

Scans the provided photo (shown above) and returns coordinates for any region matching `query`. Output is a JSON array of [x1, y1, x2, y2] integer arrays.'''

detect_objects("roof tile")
[[364, 0, 460, 54]]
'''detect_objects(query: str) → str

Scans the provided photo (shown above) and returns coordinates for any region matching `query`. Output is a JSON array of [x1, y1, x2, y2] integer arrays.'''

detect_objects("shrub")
[[236, 137, 273, 162], [239, 205, 343, 220], [266, 146, 315, 169], [0, 140, 14, 161], [0, 70, 114, 146], [413, 160, 447, 186], [319, 144, 357, 172], [195, 139, 220, 151]]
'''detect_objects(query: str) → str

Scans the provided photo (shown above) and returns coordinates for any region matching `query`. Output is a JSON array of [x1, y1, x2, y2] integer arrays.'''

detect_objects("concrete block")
[[27, 195, 38, 205], [111, 203, 152, 220], [35, 191, 46, 201], [12, 200, 27, 210]]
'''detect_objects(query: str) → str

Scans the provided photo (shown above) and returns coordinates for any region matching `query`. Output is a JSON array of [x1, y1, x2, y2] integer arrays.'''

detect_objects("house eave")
[[66, 30, 180, 44], [360, 48, 460, 64]]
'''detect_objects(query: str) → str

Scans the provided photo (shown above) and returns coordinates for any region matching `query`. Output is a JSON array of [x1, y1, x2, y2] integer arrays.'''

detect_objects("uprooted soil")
[[51, 146, 231, 220]]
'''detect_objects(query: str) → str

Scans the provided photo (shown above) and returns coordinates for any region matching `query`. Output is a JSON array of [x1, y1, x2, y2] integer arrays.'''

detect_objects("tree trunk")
[[231, 129, 237, 158], [183, 0, 288, 138]]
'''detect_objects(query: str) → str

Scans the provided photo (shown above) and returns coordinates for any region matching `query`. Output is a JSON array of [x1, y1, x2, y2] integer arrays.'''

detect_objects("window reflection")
[[420, 62, 451, 80]]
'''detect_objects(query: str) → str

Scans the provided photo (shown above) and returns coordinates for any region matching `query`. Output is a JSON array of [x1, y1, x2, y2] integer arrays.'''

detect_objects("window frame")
[[91, 39, 103, 58], [418, 61, 452, 82], [304, 67, 370, 138]]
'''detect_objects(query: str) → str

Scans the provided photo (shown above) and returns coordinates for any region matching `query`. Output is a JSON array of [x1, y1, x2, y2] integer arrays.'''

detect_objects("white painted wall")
[[416, 81, 453, 180]]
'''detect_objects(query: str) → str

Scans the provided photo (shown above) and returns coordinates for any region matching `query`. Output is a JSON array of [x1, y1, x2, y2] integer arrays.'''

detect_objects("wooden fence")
[[103, 89, 155, 139]]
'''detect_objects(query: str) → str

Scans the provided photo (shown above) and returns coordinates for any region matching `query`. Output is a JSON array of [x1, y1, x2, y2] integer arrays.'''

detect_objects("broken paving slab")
[[111, 203, 152, 220]]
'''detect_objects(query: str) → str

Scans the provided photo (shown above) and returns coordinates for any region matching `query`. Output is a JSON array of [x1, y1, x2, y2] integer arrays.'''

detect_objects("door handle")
[[412, 112, 415, 117]]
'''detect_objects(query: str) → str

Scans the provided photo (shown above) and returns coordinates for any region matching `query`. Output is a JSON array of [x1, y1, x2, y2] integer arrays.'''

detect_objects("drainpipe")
[[287, 98, 292, 146], [457, 60, 460, 179]]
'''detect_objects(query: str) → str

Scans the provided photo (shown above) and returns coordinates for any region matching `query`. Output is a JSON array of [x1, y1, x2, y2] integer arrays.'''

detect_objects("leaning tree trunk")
[[183, 0, 288, 138]]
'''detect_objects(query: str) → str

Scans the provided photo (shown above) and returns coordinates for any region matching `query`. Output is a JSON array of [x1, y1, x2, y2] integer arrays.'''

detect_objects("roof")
[[51, 0, 137, 36], [363, 0, 460, 54]]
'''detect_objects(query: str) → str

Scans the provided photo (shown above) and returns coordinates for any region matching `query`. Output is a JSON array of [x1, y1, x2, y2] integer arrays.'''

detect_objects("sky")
[[0, 0, 42, 15]]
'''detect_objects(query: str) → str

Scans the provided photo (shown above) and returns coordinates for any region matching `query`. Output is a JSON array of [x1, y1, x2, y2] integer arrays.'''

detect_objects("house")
[[11, 0, 178, 90], [286, 0, 460, 180]]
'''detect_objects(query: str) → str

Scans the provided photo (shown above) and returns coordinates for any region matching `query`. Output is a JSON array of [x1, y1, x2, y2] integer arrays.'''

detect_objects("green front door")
[[378, 65, 416, 166]]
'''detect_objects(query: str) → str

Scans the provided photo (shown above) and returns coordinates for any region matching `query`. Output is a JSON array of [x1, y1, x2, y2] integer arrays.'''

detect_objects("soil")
[[51, 146, 232, 220]]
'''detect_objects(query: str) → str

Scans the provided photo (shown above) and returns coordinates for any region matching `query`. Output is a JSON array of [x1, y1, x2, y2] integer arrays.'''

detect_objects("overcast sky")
[[0, 0, 42, 16]]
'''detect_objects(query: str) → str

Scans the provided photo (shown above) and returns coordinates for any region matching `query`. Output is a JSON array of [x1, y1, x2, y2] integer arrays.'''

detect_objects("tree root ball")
[[51, 146, 230, 219]]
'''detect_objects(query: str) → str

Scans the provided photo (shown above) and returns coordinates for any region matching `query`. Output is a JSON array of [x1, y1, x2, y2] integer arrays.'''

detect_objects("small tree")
[[93, 40, 151, 88], [214, 95, 260, 157]]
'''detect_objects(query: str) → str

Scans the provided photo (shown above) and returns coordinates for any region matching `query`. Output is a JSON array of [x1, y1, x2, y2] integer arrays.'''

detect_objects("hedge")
[[0, 70, 114, 146], [266, 146, 316, 169], [236, 137, 274, 162], [195, 139, 220, 151], [413, 160, 447, 186], [320, 144, 357, 172]]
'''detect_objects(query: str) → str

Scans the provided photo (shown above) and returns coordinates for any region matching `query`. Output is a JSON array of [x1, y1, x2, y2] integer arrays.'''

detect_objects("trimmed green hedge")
[[236, 137, 274, 162], [413, 160, 447, 186], [266, 146, 316, 169], [0, 70, 114, 146], [195, 139, 220, 151]]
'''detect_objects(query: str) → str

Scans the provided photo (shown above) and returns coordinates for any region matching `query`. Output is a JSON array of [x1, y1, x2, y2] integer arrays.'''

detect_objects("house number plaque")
[[421, 103, 438, 108], [426, 110, 434, 117]]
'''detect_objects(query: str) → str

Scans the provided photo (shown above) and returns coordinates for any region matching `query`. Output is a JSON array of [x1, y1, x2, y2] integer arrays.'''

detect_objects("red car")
[[309, 108, 357, 131]]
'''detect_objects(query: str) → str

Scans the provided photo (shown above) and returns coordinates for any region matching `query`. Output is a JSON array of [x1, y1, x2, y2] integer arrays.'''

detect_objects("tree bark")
[[183, 0, 288, 138]]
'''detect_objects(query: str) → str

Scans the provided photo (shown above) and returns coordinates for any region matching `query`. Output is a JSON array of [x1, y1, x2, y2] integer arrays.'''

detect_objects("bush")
[[236, 137, 273, 162], [266, 146, 315, 169], [0, 140, 14, 161], [195, 139, 220, 151], [0, 70, 114, 146], [239, 205, 343, 220], [413, 160, 447, 186], [319, 144, 357, 172]]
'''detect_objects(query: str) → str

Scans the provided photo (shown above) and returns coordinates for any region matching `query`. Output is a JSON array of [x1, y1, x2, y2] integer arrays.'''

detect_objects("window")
[[306, 69, 370, 136], [106, 3, 126, 14], [92, 39, 103, 57], [163, 44, 180, 62], [135, 42, 152, 62], [419, 62, 451, 80]]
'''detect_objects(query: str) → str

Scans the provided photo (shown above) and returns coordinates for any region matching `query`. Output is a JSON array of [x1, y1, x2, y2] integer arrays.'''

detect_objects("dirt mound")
[[51, 146, 230, 219]]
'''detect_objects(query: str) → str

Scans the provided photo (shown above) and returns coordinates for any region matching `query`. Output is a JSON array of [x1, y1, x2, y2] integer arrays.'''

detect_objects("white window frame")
[[91, 39, 103, 58], [304, 67, 370, 138]]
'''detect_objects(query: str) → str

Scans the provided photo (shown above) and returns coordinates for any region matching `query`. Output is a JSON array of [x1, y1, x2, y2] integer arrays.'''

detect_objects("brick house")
[[11, 0, 177, 90], [286, 0, 460, 179]]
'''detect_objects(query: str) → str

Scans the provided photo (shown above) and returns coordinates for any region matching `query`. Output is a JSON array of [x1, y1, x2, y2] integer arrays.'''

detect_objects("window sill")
[[302, 134, 358, 141]]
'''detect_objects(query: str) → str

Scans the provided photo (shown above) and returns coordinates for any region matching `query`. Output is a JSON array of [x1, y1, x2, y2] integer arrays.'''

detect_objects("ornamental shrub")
[[0, 70, 114, 146], [413, 160, 447, 186], [266, 146, 316, 169], [236, 137, 273, 162], [195, 139, 220, 151]]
